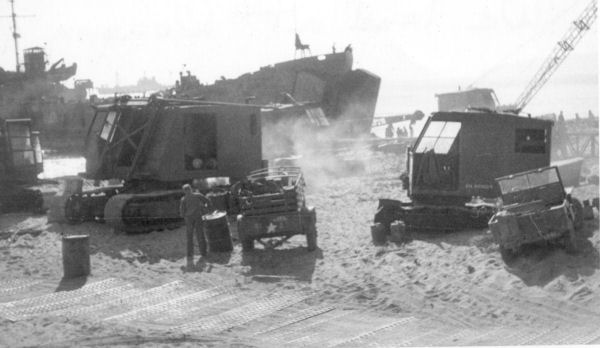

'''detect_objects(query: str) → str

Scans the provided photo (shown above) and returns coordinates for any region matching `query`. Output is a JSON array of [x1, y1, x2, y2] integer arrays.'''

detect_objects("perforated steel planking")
[[2, 284, 134, 320], [252, 305, 336, 336], [0, 278, 123, 319], [327, 316, 416, 347], [0, 279, 43, 298], [103, 286, 228, 322], [175, 293, 308, 334]]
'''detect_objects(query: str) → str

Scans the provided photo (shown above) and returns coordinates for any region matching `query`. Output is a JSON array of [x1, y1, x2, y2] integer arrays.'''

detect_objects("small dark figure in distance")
[[385, 123, 394, 138]]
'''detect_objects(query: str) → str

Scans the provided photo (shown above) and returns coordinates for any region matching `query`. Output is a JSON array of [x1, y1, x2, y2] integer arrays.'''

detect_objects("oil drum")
[[389, 221, 409, 243], [62, 234, 90, 278], [203, 211, 233, 252], [371, 223, 387, 245]]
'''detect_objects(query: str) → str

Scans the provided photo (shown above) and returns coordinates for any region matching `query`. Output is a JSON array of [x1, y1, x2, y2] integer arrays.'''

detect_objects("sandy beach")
[[1, 151, 599, 347]]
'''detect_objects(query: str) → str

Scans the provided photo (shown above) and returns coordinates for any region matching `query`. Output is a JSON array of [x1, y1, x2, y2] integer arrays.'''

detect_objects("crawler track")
[[103, 191, 184, 233]]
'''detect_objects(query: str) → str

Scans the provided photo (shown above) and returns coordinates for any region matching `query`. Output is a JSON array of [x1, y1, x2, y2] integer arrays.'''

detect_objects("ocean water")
[[373, 78, 599, 120], [39, 156, 86, 179]]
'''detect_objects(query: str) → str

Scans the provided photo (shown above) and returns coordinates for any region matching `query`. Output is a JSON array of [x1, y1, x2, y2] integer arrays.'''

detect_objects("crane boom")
[[513, 0, 597, 113], [10, 0, 20, 72]]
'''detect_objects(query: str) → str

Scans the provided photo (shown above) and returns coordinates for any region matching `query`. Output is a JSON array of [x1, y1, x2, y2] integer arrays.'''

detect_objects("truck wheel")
[[563, 229, 578, 254], [499, 246, 518, 263], [570, 198, 584, 231], [306, 226, 317, 252], [31, 190, 44, 214], [241, 237, 254, 252]]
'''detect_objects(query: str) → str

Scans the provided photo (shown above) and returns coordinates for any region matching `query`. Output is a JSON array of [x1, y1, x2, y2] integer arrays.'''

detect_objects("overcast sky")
[[0, 0, 597, 117]]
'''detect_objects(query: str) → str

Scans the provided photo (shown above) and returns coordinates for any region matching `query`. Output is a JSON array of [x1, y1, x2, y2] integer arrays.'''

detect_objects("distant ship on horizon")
[[97, 76, 171, 95]]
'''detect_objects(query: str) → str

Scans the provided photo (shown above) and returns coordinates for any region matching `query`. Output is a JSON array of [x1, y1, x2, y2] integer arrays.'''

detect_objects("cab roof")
[[431, 110, 554, 126]]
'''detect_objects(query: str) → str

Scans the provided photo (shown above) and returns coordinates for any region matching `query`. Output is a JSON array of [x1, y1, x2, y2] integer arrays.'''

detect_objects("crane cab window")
[[184, 113, 217, 170], [100, 111, 119, 141], [6, 122, 35, 166], [90, 111, 107, 138], [415, 121, 461, 154], [515, 128, 546, 154]]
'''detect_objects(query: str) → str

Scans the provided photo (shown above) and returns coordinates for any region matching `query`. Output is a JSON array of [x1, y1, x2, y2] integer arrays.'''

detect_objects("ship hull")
[[177, 50, 381, 139]]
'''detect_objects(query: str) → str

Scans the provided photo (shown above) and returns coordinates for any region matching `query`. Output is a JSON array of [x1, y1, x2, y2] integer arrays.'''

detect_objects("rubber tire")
[[564, 233, 578, 254], [570, 198, 584, 231], [241, 237, 254, 252], [31, 190, 44, 215], [306, 226, 317, 252], [563, 222, 578, 254], [499, 246, 518, 264]]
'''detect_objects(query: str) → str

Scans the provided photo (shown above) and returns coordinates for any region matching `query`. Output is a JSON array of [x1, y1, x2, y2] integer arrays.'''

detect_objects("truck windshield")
[[414, 121, 461, 154], [498, 167, 560, 194]]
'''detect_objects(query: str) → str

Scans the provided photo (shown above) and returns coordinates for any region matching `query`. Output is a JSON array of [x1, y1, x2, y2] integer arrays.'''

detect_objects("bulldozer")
[[0, 118, 44, 213], [65, 96, 264, 232], [374, 109, 554, 233]]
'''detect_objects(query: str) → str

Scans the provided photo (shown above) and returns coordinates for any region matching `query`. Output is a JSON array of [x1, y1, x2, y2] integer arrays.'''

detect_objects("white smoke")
[[262, 105, 378, 187]]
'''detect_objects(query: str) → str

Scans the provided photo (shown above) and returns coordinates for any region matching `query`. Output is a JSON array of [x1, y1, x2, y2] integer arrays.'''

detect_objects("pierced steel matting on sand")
[[174, 293, 309, 335], [251, 305, 336, 337], [0, 279, 44, 298], [326, 316, 416, 347], [0, 282, 132, 320], [2, 276, 598, 346], [256, 307, 356, 344], [0, 278, 129, 321], [85, 280, 189, 320], [104, 286, 230, 323]]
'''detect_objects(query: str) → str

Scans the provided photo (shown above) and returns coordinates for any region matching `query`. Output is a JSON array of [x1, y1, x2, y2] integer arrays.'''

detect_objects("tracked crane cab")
[[375, 110, 553, 232], [66, 97, 264, 232], [85, 98, 262, 183]]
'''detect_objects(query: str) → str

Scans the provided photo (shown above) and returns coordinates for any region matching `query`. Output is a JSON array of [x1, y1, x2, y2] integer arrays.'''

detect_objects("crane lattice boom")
[[514, 0, 597, 112]]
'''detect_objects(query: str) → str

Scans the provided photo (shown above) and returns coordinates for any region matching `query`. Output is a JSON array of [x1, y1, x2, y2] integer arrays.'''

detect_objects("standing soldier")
[[180, 184, 214, 268], [385, 123, 394, 138]]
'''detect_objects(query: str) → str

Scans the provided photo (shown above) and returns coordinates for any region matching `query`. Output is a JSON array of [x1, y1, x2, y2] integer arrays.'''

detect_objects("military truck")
[[489, 166, 583, 260], [374, 110, 553, 232], [235, 167, 317, 251], [0, 118, 44, 213], [65, 96, 264, 232]]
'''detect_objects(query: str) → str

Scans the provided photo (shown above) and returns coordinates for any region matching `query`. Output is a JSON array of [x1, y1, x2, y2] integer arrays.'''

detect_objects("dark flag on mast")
[[295, 33, 311, 57], [295, 33, 303, 49]]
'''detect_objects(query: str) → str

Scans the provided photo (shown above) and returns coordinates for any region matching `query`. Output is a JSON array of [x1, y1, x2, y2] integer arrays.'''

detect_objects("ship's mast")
[[10, 0, 20, 72]]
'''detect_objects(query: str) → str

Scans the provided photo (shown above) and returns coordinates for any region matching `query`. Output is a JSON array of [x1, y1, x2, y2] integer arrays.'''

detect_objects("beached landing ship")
[[173, 46, 381, 146]]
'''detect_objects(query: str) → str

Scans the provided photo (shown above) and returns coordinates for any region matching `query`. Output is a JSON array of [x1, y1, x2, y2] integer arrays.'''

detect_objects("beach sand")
[[0, 151, 598, 347]]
